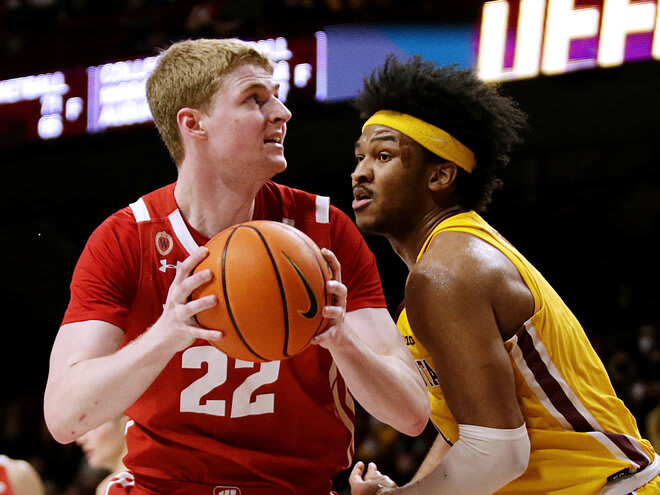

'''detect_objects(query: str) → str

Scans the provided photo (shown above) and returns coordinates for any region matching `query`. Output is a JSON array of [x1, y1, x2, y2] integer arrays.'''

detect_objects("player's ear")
[[428, 161, 457, 192], [178, 107, 206, 140]]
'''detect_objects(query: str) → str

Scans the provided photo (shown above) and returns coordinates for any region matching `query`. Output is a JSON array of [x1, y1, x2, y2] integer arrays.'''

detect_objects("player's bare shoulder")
[[412, 230, 502, 288], [5, 457, 45, 495], [409, 230, 534, 339], [420, 231, 523, 289]]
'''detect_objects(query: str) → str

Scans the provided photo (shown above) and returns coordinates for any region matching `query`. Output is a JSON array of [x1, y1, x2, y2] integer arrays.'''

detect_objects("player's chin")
[[353, 213, 378, 235], [267, 156, 288, 174]]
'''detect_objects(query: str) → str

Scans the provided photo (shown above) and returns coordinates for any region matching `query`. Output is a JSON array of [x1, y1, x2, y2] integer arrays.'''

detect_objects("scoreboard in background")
[[2, 0, 659, 146], [478, 0, 660, 81], [0, 36, 316, 146]]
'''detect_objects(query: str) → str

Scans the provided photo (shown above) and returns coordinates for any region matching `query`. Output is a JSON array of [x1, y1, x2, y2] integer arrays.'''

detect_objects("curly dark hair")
[[354, 55, 527, 212]]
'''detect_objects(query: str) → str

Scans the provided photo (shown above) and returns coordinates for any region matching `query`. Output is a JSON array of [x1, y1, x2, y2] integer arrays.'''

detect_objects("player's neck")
[[113, 448, 127, 473], [391, 204, 466, 270], [174, 165, 260, 238]]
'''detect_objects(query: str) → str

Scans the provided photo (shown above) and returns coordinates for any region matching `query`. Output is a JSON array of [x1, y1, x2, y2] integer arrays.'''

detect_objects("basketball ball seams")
[[242, 225, 292, 359], [192, 220, 328, 362], [222, 226, 269, 362]]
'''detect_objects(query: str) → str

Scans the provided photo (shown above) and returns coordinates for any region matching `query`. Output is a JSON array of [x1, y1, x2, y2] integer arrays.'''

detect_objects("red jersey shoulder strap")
[[267, 182, 331, 249], [0, 456, 16, 495]]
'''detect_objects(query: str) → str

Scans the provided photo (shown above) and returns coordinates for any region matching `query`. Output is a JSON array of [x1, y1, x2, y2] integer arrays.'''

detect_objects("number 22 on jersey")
[[179, 346, 281, 418]]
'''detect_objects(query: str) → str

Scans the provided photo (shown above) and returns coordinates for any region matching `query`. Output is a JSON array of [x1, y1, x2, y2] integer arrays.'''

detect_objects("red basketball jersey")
[[63, 182, 386, 494], [0, 456, 15, 495]]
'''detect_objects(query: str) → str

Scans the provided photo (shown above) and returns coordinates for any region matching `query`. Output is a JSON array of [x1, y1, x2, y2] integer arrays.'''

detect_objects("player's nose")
[[270, 97, 292, 123]]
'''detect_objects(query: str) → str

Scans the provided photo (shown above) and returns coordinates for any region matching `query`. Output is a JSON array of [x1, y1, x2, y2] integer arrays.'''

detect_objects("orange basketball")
[[191, 220, 333, 362]]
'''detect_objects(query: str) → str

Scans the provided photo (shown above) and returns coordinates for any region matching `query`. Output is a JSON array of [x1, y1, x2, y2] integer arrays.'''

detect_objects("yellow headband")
[[362, 110, 476, 173]]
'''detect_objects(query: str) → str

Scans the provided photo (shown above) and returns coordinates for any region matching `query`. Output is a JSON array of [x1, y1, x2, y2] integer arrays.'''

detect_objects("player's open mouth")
[[352, 187, 372, 211], [264, 135, 282, 144]]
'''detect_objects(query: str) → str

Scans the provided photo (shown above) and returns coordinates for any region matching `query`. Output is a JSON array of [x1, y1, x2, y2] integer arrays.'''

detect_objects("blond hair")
[[146, 38, 273, 165]]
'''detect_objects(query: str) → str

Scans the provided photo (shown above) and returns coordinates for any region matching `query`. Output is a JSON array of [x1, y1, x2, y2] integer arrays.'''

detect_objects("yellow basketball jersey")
[[397, 211, 659, 494]]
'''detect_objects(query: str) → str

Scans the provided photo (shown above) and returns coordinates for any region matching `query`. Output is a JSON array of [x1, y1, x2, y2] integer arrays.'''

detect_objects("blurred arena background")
[[1, 0, 659, 493]]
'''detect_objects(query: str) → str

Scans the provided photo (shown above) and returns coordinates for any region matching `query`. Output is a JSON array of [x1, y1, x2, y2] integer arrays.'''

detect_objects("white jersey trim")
[[104, 471, 135, 494], [168, 209, 200, 256], [315, 195, 330, 224], [600, 454, 660, 494], [589, 431, 648, 470], [509, 338, 572, 430], [129, 198, 150, 223], [511, 321, 650, 470]]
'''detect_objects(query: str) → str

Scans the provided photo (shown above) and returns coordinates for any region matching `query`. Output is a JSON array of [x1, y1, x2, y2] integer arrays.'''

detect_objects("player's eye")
[[246, 93, 266, 105], [377, 152, 392, 162]]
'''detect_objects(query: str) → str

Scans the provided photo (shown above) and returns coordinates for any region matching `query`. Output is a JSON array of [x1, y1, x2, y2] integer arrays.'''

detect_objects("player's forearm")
[[44, 332, 176, 444], [382, 424, 530, 495], [329, 334, 430, 436], [411, 434, 450, 481]]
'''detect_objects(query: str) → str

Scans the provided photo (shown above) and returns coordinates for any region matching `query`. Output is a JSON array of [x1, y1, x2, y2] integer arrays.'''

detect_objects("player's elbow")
[[49, 425, 80, 445], [43, 398, 79, 444], [395, 395, 431, 437], [450, 423, 530, 492], [408, 400, 432, 436], [493, 425, 530, 483], [404, 416, 430, 437], [45, 421, 78, 444], [507, 436, 530, 481], [44, 414, 77, 444], [510, 430, 531, 479]]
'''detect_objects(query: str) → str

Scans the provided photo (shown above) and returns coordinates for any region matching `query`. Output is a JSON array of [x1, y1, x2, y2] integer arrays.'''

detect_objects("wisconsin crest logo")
[[155, 231, 173, 256]]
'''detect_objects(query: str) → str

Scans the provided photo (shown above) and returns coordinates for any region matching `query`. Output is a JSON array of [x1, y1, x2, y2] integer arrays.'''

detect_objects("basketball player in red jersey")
[[0, 455, 45, 495], [44, 39, 429, 495], [76, 415, 128, 495], [348, 57, 659, 494]]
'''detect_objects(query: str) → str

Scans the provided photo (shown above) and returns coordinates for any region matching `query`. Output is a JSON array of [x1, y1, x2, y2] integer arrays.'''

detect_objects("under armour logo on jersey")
[[159, 259, 182, 272], [213, 487, 241, 495]]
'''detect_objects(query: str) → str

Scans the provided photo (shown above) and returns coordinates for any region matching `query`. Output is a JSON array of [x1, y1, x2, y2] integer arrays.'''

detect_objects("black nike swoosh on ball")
[[282, 252, 318, 319]]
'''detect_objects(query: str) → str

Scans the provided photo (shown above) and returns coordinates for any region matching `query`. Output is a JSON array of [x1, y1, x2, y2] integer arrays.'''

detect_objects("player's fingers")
[[365, 462, 379, 479], [311, 324, 336, 346], [174, 268, 213, 303], [349, 461, 366, 484], [326, 280, 347, 307], [175, 246, 209, 281], [321, 248, 341, 284], [185, 325, 223, 342], [186, 294, 217, 318], [322, 305, 344, 321]]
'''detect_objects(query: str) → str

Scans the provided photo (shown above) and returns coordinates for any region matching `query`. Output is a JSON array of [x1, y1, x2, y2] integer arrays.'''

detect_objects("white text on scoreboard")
[[478, 0, 660, 81]]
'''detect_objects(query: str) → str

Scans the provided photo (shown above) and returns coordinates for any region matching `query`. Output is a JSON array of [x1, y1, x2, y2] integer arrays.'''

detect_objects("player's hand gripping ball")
[[192, 220, 333, 362]]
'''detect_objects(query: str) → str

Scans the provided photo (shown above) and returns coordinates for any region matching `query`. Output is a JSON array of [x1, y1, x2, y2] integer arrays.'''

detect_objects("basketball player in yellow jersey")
[[348, 56, 660, 495]]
